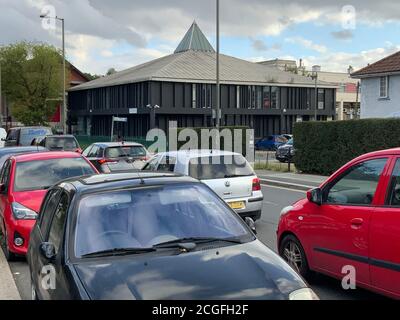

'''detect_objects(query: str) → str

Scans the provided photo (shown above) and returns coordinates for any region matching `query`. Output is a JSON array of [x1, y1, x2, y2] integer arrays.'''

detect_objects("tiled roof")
[[352, 51, 400, 77]]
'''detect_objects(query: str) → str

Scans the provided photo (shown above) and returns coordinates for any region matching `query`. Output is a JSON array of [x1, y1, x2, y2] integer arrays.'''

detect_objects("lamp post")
[[215, 0, 220, 130], [40, 14, 66, 134], [311, 71, 318, 121]]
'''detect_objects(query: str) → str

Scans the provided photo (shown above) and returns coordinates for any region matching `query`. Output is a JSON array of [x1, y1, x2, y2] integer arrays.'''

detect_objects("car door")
[[44, 191, 72, 300], [304, 157, 389, 285], [369, 156, 400, 297], [0, 160, 12, 224], [5, 129, 18, 147]]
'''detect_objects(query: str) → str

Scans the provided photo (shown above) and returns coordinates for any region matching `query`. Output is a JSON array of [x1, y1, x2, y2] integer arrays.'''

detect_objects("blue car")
[[255, 135, 289, 151]]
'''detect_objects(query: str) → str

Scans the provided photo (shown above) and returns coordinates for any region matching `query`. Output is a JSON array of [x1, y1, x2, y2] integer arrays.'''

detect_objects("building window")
[[271, 87, 279, 109], [192, 84, 196, 108], [318, 89, 325, 110], [236, 86, 240, 109], [263, 86, 270, 109], [380, 76, 389, 98]]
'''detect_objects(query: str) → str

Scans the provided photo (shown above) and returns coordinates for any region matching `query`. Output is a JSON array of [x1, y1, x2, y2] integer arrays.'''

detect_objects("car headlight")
[[290, 148, 295, 156], [289, 288, 319, 300], [280, 205, 293, 217], [12, 202, 38, 220]]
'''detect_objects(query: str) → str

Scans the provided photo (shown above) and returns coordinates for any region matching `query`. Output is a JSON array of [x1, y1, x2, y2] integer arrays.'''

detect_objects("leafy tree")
[[106, 67, 117, 75], [83, 72, 101, 81], [0, 42, 67, 126]]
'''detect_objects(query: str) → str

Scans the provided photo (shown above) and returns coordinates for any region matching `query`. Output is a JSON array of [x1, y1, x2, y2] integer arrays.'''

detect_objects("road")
[[8, 184, 386, 300]]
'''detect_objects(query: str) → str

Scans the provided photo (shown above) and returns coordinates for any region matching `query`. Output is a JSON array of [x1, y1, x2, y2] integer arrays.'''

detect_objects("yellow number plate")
[[228, 201, 245, 210]]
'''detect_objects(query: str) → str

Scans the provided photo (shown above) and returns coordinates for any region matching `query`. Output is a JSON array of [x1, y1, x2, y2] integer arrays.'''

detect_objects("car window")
[[14, 158, 96, 191], [1, 160, 11, 191], [47, 193, 69, 254], [20, 128, 52, 146], [386, 158, 400, 206], [105, 146, 147, 158], [143, 156, 159, 171], [189, 155, 254, 180], [87, 145, 99, 158], [46, 137, 78, 151], [157, 156, 176, 172], [7, 129, 18, 141], [323, 158, 388, 206], [74, 183, 252, 257], [39, 189, 62, 235], [82, 146, 92, 157]]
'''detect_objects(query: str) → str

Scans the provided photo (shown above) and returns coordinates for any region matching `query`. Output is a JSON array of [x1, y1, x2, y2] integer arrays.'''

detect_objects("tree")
[[83, 72, 101, 81], [106, 68, 117, 75], [0, 42, 67, 126]]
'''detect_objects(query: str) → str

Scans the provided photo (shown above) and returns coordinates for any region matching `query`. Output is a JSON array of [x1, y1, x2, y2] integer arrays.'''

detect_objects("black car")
[[276, 138, 295, 163], [27, 172, 318, 300], [82, 142, 149, 173], [0, 146, 47, 169], [4, 127, 52, 147], [32, 135, 82, 152]]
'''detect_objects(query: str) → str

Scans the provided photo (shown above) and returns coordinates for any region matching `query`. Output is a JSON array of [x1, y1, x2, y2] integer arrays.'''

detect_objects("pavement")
[[256, 169, 327, 191], [0, 249, 21, 300]]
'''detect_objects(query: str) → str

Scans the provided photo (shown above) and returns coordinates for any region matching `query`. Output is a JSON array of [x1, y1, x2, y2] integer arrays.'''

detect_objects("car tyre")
[[31, 281, 38, 301], [0, 222, 17, 262], [279, 234, 310, 278]]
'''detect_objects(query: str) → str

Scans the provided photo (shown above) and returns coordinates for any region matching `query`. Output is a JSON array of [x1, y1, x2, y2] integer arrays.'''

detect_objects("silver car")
[[143, 150, 263, 220]]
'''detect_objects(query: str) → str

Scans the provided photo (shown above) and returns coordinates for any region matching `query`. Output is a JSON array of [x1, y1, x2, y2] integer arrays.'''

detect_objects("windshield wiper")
[[152, 237, 243, 249], [81, 247, 156, 258]]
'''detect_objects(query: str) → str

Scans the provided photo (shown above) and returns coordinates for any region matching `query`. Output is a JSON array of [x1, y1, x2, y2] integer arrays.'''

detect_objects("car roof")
[[12, 151, 82, 163], [9, 126, 51, 130], [156, 149, 241, 159], [0, 146, 47, 155], [92, 142, 145, 148], [58, 172, 198, 193], [353, 148, 400, 161], [45, 135, 76, 138]]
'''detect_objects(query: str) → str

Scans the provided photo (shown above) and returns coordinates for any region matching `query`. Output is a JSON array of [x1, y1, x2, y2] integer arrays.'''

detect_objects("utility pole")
[[216, 0, 220, 130]]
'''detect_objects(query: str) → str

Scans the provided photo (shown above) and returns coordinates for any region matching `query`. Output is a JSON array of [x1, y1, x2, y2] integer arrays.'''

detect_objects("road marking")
[[261, 184, 306, 193]]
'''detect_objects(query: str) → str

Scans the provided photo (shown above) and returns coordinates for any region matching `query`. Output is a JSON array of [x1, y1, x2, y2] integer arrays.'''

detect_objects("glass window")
[[142, 156, 160, 171], [82, 146, 92, 157], [1, 160, 11, 190], [19, 128, 52, 146], [323, 158, 387, 206], [105, 146, 146, 158], [74, 183, 251, 257], [46, 137, 78, 151], [263, 86, 271, 109], [380, 76, 389, 98], [189, 155, 254, 180], [318, 89, 325, 109], [14, 158, 96, 192], [386, 159, 400, 206], [87, 145, 99, 158], [157, 156, 176, 172], [39, 189, 61, 234], [47, 193, 69, 254], [271, 87, 279, 109]]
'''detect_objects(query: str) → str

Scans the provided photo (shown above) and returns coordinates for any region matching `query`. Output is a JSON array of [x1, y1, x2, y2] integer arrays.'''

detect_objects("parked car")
[[0, 128, 7, 148], [0, 146, 47, 170], [28, 172, 318, 300], [32, 135, 82, 153], [276, 138, 295, 163], [82, 142, 150, 173], [0, 152, 98, 261], [255, 135, 288, 151], [4, 127, 52, 147], [143, 150, 263, 221], [277, 148, 400, 299]]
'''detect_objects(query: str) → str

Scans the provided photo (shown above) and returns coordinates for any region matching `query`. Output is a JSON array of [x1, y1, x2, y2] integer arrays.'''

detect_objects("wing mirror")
[[307, 188, 322, 206], [245, 217, 257, 235], [0, 183, 6, 194], [40, 242, 56, 261]]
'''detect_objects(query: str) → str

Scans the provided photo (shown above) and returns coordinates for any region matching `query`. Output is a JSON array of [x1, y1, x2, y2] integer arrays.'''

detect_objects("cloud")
[[331, 30, 354, 40], [285, 37, 328, 53]]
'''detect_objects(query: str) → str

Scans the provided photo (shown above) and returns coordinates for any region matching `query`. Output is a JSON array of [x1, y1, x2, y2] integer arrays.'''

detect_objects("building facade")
[[352, 51, 400, 118], [68, 22, 337, 140]]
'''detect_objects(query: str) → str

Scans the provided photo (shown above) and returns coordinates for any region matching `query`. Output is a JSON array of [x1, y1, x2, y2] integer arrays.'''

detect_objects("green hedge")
[[293, 119, 400, 176]]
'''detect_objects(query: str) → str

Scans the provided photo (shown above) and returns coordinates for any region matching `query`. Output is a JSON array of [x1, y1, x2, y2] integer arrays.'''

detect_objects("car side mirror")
[[1, 138, 6, 141], [245, 217, 257, 235], [307, 188, 322, 206], [0, 183, 6, 194], [40, 242, 56, 261]]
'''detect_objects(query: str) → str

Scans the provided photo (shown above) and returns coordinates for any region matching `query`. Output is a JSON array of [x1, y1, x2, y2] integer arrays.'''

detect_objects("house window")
[[380, 76, 389, 98], [318, 89, 325, 110], [192, 84, 196, 108]]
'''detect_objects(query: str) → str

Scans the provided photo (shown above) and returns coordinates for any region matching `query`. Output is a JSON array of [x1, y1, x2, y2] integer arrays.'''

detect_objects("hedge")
[[293, 119, 400, 176]]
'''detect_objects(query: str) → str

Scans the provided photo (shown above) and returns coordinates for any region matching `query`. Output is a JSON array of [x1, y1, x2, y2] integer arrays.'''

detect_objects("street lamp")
[[215, 0, 220, 130], [40, 14, 66, 134], [146, 104, 160, 129]]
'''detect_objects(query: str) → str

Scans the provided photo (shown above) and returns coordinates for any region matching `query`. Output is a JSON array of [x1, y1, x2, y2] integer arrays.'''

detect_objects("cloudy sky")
[[1, 0, 400, 75]]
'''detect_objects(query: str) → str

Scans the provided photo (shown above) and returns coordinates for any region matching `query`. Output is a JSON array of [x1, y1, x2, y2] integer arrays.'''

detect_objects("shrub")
[[293, 119, 400, 176]]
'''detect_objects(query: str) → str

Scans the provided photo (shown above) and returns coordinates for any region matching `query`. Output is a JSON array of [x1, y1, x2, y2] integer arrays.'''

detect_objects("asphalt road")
[[8, 184, 386, 300]]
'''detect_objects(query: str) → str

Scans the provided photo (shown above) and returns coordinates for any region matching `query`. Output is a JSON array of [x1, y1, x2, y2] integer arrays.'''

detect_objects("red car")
[[0, 152, 98, 260], [277, 148, 400, 299]]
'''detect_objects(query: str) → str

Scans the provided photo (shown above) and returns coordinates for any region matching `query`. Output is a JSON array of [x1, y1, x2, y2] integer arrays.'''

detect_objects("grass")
[[253, 161, 297, 173]]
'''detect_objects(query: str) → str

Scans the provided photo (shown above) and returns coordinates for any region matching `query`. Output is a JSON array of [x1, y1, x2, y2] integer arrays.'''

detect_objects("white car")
[[143, 150, 263, 221], [0, 128, 6, 148]]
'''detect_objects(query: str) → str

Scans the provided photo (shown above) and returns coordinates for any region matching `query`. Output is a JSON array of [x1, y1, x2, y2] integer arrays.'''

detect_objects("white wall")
[[361, 75, 400, 118]]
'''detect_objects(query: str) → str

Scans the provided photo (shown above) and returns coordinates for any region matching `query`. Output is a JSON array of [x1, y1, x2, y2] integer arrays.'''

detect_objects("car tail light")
[[139, 156, 150, 161], [99, 159, 119, 165], [252, 178, 261, 191]]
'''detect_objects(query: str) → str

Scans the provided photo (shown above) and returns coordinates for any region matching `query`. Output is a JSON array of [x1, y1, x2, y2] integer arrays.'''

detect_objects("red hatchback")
[[0, 152, 97, 260], [277, 148, 400, 299]]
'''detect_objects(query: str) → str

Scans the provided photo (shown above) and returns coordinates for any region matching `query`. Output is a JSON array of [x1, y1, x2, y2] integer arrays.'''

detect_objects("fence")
[[253, 150, 296, 173]]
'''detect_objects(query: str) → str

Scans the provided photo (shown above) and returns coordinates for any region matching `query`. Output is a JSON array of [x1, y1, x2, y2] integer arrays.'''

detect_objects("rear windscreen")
[[189, 155, 254, 180], [20, 128, 52, 146], [105, 146, 146, 158], [46, 137, 78, 151]]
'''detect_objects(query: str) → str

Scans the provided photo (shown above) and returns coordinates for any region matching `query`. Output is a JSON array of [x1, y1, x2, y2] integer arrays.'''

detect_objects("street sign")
[[113, 116, 128, 122], [129, 108, 138, 114]]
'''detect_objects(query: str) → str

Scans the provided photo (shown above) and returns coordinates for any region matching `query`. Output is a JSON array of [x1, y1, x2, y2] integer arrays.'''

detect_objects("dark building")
[[68, 22, 336, 139]]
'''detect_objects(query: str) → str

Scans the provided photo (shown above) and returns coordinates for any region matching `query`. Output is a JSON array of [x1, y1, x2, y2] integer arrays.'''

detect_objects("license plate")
[[228, 201, 245, 210]]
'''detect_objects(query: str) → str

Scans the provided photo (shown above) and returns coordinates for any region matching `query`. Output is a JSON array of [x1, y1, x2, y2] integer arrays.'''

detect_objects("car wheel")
[[0, 224, 16, 262], [31, 282, 38, 301], [279, 234, 310, 278]]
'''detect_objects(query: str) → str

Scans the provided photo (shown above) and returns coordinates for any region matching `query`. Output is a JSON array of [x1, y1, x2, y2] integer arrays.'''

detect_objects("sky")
[[1, 0, 400, 75]]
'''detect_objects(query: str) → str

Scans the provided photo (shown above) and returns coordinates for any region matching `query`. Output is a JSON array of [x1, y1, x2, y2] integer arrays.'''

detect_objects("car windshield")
[[105, 146, 146, 158], [287, 139, 293, 145], [14, 158, 95, 191], [74, 183, 251, 257], [189, 155, 254, 180], [46, 137, 78, 151], [20, 128, 52, 146]]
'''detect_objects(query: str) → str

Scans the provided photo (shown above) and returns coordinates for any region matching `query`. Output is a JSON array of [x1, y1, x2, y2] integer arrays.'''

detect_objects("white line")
[[261, 184, 306, 193]]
